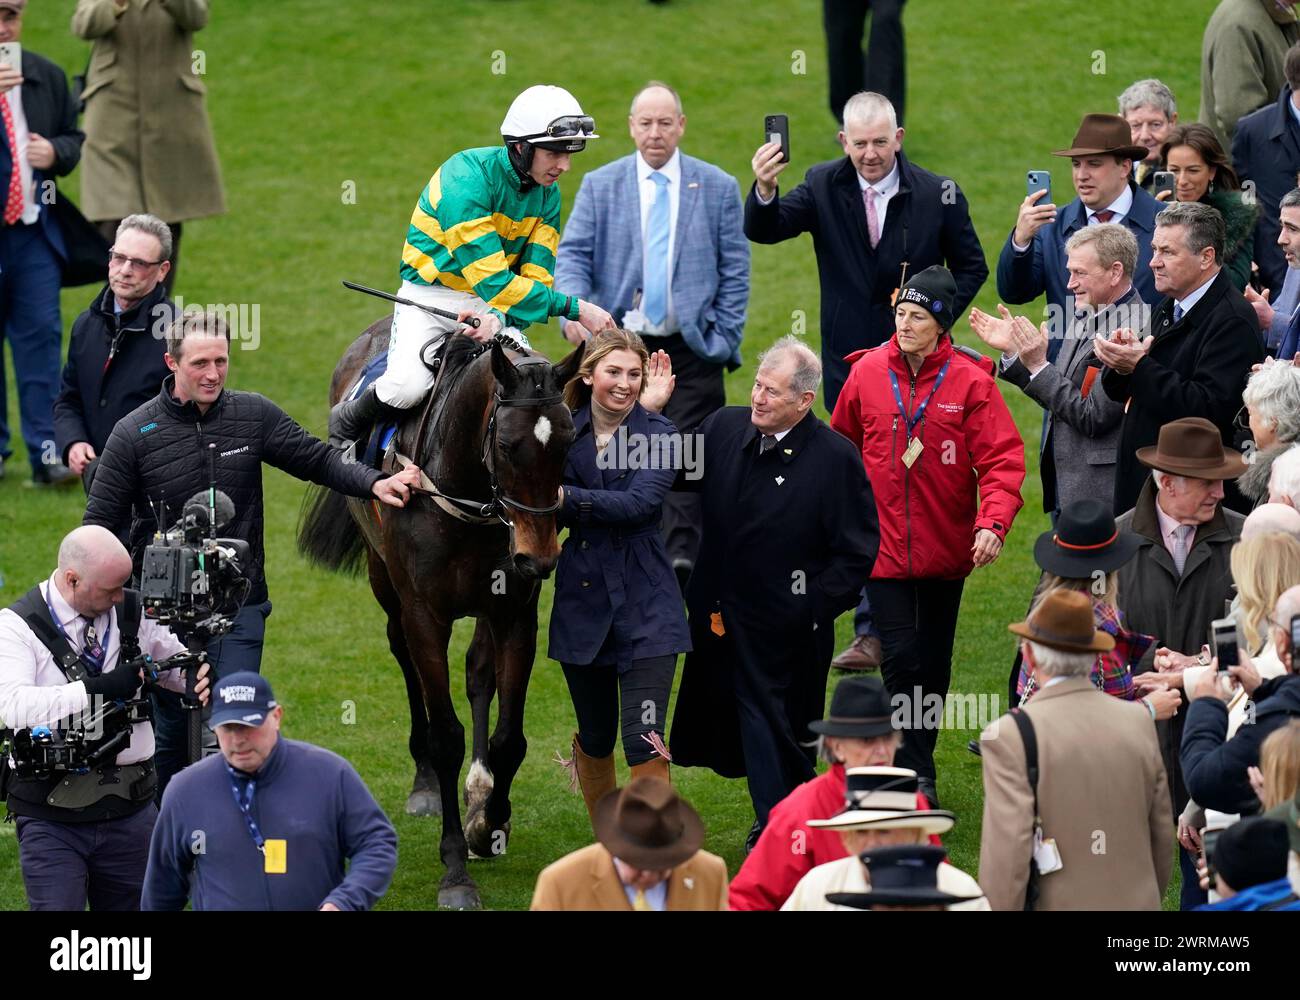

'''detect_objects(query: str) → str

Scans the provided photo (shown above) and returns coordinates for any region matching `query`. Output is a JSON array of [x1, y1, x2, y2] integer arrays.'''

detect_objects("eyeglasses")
[[108, 250, 164, 271], [537, 115, 596, 139]]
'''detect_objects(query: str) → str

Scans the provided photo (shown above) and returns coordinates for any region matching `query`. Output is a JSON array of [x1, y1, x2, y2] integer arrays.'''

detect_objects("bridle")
[[413, 352, 564, 528]]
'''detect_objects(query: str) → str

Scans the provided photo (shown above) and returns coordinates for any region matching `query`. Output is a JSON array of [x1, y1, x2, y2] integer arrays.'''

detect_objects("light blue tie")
[[1173, 302, 1184, 325], [643, 171, 670, 326]]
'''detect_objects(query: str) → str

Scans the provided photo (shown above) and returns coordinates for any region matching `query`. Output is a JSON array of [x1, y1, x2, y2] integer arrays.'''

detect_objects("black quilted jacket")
[[84, 376, 382, 604]]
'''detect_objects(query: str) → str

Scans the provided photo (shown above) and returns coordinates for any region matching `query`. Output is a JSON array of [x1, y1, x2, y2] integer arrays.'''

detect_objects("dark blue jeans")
[[0, 222, 63, 469], [152, 599, 272, 802], [16, 803, 157, 910], [852, 587, 881, 639]]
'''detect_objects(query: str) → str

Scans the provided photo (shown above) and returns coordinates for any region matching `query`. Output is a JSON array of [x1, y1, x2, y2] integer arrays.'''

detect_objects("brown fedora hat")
[[592, 776, 705, 870], [1053, 113, 1149, 162], [1136, 416, 1248, 480], [1008, 588, 1115, 653]]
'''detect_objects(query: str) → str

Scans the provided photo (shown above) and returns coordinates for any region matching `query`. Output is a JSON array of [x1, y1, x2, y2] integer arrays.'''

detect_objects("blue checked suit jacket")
[[555, 152, 750, 369]]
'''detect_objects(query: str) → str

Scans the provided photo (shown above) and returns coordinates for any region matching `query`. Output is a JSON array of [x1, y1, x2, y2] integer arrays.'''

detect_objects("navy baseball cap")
[[209, 672, 278, 728]]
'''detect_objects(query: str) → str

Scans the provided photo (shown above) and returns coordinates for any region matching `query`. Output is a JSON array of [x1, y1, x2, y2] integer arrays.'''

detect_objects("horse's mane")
[[439, 333, 482, 380]]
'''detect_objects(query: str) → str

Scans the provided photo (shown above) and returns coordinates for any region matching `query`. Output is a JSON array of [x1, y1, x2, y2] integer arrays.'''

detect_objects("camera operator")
[[83, 309, 419, 798], [0, 526, 210, 910]]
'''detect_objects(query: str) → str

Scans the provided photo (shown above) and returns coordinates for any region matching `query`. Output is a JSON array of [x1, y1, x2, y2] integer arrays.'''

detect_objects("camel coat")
[[72, 0, 225, 222], [530, 843, 728, 911]]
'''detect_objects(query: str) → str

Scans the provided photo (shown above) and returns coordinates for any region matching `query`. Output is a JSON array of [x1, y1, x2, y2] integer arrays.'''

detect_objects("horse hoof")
[[438, 885, 482, 910], [466, 815, 510, 859], [405, 789, 442, 817]]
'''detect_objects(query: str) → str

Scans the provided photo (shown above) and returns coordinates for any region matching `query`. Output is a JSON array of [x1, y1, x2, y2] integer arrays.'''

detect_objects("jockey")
[[329, 85, 616, 446]]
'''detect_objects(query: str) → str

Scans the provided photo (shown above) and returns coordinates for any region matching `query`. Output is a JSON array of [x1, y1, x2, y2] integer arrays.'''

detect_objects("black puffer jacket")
[[84, 376, 382, 604]]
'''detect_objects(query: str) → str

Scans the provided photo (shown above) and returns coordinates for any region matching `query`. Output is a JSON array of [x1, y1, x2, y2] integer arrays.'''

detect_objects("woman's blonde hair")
[[562, 328, 650, 411], [1031, 570, 1120, 612], [1260, 720, 1300, 811], [1231, 533, 1300, 656]]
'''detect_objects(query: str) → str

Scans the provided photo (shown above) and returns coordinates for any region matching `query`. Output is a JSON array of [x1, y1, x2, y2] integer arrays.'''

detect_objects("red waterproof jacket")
[[831, 334, 1025, 580]]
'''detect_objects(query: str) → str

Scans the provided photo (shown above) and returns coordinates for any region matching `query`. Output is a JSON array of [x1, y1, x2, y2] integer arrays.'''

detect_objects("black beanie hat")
[[896, 266, 958, 332], [1213, 817, 1290, 892]]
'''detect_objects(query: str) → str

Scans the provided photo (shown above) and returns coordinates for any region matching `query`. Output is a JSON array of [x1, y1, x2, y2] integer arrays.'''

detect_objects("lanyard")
[[887, 359, 950, 439], [228, 769, 266, 853], [43, 584, 112, 676]]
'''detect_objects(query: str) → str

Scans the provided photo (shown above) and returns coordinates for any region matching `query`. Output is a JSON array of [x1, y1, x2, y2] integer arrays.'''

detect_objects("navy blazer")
[[996, 181, 1162, 362], [1, 50, 83, 262], [744, 151, 987, 406], [1233, 85, 1300, 296], [548, 402, 691, 666]]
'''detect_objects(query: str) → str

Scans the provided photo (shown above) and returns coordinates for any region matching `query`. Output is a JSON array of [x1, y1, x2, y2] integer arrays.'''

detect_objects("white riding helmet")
[[500, 85, 599, 153]]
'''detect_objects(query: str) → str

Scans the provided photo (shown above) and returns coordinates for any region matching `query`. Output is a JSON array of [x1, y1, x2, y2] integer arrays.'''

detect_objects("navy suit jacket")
[[555, 152, 750, 369], [996, 181, 1162, 362], [1233, 85, 1300, 296], [1, 50, 83, 262]]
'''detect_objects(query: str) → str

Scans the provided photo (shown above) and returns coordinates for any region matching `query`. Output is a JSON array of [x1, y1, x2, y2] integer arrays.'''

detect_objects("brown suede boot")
[[629, 755, 671, 785], [571, 733, 617, 830]]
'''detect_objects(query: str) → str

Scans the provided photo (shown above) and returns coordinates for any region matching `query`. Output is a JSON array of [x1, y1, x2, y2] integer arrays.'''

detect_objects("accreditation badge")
[[263, 838, 288, 874]]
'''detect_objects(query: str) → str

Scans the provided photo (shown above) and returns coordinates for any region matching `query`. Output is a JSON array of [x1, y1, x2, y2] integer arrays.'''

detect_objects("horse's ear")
[[489, 339, 518, 393], [553, 340, 586, 386]]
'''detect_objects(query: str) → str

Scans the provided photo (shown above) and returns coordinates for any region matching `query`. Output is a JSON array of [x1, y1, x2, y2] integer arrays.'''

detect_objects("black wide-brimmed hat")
[[896, 266, 958, 332], [592, 776, 705, 870], [826, 844, 983, 908], [1034, 498, 1142, 578], [808, 676, 896, 739]]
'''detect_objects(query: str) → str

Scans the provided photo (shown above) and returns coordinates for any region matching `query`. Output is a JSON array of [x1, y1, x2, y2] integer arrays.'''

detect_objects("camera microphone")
[[182, 489, 236, 537]]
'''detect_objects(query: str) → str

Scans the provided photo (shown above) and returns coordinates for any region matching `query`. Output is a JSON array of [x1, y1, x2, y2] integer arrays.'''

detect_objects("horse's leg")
[[463, 618, 499, 859], [401, 601, 479, 909], [478, 589, 541, 853], [367, 550, 440, 817]]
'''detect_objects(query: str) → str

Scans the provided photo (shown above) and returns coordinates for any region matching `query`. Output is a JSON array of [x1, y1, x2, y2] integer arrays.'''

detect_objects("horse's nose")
[[513, 553, 557, 580]]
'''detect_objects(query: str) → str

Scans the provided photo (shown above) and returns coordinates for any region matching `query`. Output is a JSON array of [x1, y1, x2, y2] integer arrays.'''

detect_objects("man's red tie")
[[1091, 209, 1115, 224], [0, 92, 23, 226]]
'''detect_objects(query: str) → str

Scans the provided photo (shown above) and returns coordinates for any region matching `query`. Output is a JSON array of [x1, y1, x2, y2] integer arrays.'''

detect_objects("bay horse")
[[297, 321, 583, 909]]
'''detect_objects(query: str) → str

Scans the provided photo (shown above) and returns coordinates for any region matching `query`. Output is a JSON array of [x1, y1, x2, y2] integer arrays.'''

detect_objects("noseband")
[[419, 354, 564, 528]]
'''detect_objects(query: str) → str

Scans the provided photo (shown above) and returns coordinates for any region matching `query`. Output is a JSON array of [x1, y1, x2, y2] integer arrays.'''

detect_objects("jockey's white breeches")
[[374, 281, 488, 408]]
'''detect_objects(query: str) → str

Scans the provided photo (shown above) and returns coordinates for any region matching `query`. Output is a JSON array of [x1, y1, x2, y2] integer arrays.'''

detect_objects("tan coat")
[[72, 0, 225, 222], [530, 843, 729, 911], [979, 677, 1173, 911]]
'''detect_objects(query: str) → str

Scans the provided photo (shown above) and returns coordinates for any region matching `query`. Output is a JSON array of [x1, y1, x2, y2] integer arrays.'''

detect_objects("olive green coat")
[[72, 0, 225, 222]]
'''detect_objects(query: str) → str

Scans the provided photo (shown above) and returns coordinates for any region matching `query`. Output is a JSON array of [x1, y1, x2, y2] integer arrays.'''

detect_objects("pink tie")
[[0, 93, 22, 226], [1172, 524, 1193, 575], [864, 187, 881, 249]]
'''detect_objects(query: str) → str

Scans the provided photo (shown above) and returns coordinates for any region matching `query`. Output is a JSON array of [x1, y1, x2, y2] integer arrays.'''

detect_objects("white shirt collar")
[[856, 159, 900, 198], [637, 148, 681, 186], [43, 573, 84, 632], [1088, 184, 1134, 223], [1175, 271, 1218, 316]]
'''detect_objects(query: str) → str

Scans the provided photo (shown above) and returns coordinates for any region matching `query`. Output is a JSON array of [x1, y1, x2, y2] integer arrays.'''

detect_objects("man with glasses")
[[0, 0, 85, 485], [329, 85, 616, 448], [54, 214, 177, 492]]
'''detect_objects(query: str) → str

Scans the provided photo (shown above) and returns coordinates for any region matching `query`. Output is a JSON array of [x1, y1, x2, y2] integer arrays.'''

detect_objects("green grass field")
[[0, 0, 1217, 910]]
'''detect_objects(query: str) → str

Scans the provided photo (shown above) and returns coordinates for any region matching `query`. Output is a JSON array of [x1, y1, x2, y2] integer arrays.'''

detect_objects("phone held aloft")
[[765, 114, 790, 164], [1026, 170, 1051, 205]]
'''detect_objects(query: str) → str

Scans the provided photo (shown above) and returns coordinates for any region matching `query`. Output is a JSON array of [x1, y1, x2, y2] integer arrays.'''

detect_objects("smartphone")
[[1026, 170, 1052, 204], [1210, 616, 1239, 670], [765, 114, 790, 164], [1153, 170, 1176, 201], [0, 42, 20, 72], [1290, 613, 1300, 663], [1203, 824, 1227, 889]]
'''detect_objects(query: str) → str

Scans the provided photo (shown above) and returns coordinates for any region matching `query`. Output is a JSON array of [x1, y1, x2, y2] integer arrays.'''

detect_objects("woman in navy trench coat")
[[551, 329, 690, 829]]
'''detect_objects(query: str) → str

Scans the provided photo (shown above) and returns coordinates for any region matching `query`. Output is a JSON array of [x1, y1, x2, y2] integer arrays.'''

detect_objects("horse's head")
[[487, 339, 586, 579]]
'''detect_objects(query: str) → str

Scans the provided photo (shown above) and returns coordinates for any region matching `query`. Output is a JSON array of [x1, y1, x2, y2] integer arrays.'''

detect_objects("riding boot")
[[328, 384, 403, 448], [629, 754, 670, 786], [572, 733, 617, 832]]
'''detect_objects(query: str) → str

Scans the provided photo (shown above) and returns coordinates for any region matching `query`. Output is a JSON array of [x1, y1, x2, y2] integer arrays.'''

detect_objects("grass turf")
[[0, 0, 1216, 909]]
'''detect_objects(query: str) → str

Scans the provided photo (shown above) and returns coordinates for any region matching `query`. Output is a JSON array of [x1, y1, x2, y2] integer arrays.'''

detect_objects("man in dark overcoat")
[[669, 336, 879, 849], [1097, 201, 1263, 516]]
